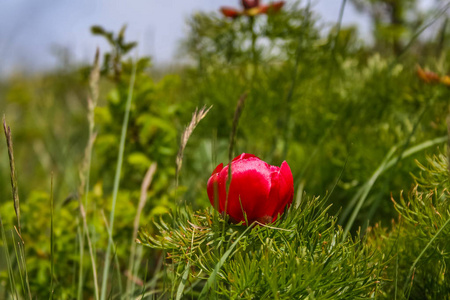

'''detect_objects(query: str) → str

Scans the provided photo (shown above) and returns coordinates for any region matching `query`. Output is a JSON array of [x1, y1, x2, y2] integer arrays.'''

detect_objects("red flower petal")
[[258, 5, 269, 14], [232, 153, 257, 162], [262, 1, 285, 14], [241, 0, 260, 9], [220, 7, 241, 18], [271, 1, 285, 10], [225, 157, 272, 223], [212, 163, 224, 175], [273, 161, 294, 218]]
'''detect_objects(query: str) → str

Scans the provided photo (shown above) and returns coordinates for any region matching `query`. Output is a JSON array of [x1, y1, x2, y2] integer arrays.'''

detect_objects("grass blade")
[[3, 116, 31, 299], [127, 162, 157, 296], [342, 136, 447, 239], [1, 223, 18, 299], [78, 48, 100, 300], [78, 200, 99, 300], [402, 217, 450, 297], [50, 173, 54, 299], [176, 262, 190, 300], [199, 225, 253, 299], [100, 55, 137, 300], [2, 116, 21, 234], [100, 210, 123, 297]]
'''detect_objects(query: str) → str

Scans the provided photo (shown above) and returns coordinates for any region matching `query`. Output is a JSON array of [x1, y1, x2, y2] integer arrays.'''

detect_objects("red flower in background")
[[416, 65, 450, 87], [220, 0, 285, 19], [241, 0, 260, 9], [207, 153, 294, 225], [416, 65, 440, 84]]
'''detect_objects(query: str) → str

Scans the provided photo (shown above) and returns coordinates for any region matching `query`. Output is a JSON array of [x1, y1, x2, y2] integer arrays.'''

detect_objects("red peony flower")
[[241, 0, 260, 9], [207, 153, 294, 225], [220, 1, 285, 19]]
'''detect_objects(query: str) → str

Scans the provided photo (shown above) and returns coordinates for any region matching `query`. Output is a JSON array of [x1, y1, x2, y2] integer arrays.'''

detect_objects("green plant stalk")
[[2, 116, 21, 234], [394, 220, 401, 300], [403, 217, 450, 297], [3, 117, 31, 299], [148, 253, 163, 295], [79, 201, 99, 300], [249, 16, 257, 83], [223, 93, 247, 236], [280, 2, 311, 160], [126, 163, 157, 296], [341, 145, 397, 236], [100, 59, 137, 300], [139, 260, 149, 300], [199, 225, 253, 299], [363, 97, 433, 225], [18, 237, 32, 300], [325, 0, 347, 91], [1, 220, 18, 300], [342, 135, 447, 239], [78, 49, 100, 300], [100, 210, 123, 296], [11, 232, 25, 297], [176, 262, 190, 300], [392, 2, 450, 64], [176, 227, 196, 299], [75, 219, 83, 298], [50, 174, 54, 299]]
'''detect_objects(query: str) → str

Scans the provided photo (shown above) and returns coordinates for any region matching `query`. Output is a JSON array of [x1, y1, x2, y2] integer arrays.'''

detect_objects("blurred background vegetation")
[[1, 0, 450, 298]]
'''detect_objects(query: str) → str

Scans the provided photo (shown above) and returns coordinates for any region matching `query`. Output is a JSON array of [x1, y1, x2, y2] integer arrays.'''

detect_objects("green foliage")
[[138, 195, 382, 299], [91, 25, 184, 216], [369, 151, 450, 299], [180, 1, 450, 227], [1, 1, 450, 298]]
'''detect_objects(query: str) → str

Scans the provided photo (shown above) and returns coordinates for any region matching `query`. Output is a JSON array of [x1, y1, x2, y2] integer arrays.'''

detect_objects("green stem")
[[100, 60, 137, 300], [403, 217, 450, 297]]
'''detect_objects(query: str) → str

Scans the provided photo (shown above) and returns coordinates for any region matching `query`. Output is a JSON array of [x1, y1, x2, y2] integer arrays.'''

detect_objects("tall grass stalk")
[[50, 174, 54, 298], [446, 113, 450, 179], [1, 219, 18, 299], [175, 106, 212, 188], [393, 2, 450, 63], [147, 253, 163, 295], [138, 260, 149, 300], [363, 93, 435, 225], [3, 116, 32, 299], [78, 201, 100, 299], [100, 56, 137, 300], [75, 219, 83, 297], [78, 48, 100, 300], [16, 235, 31, 300], [100, 210, 123, 297], [2, 116, 21, 234], [126, 163, 157, 296], [281, 1, 311, 159], [223, 93, 247, 234], [11, 232, 25, 297], [342, 135, 447, 240], [324, 0, 347, 91], [403, 217, 450, 298]]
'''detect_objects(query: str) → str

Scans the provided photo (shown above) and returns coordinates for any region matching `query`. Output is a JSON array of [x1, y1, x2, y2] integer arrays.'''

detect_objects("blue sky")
[[0, 0, 371, 75]]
